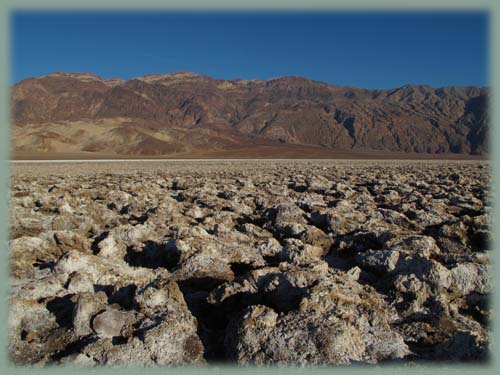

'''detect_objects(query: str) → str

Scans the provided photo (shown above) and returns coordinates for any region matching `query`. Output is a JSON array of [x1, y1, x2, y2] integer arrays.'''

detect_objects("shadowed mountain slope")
[[11, 71, 488, 157]]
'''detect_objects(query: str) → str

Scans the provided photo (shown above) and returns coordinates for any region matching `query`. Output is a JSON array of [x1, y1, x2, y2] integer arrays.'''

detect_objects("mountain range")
[[11, 71, 488, 158]]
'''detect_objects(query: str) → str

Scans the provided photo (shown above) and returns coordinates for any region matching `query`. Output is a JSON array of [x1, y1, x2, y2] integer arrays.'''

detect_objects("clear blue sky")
[[11, 11, 488, 89]]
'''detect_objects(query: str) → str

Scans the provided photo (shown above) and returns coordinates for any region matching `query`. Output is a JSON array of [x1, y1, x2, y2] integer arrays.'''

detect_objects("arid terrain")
[[8, 159, 492, 366], [11, 71, 488, 158]]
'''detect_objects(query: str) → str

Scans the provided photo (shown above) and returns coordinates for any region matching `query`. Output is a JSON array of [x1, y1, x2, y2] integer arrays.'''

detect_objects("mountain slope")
[[11, 71, 489, 156]]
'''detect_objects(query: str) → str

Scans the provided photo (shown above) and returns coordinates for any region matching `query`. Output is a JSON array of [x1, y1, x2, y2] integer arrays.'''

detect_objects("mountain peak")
[[135, 71, 205, 83], [11, 71, 488, 156], [42, 71, 104, 80]]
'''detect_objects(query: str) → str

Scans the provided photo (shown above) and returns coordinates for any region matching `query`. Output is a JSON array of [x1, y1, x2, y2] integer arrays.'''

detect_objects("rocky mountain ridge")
[[11, 71, 488, 156]]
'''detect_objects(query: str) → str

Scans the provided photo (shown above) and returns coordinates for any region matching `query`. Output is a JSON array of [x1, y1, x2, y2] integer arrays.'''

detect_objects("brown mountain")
[[11, 71, 488, 157]]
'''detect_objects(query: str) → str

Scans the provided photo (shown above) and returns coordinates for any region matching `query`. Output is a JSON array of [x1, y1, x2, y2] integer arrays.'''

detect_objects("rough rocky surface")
[[9, 160, 492, 366], [12, 71, 488, 157]]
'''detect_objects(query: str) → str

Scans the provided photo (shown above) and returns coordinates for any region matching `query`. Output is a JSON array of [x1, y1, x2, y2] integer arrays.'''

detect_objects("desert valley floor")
[[8, 159, 492, 366]]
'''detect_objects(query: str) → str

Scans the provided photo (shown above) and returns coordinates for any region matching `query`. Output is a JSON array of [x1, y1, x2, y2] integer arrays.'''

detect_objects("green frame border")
[[0, 1, 497, 374]]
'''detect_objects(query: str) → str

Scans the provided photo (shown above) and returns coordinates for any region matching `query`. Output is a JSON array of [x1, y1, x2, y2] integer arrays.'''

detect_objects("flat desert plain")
[[8, 159, 492, 366]]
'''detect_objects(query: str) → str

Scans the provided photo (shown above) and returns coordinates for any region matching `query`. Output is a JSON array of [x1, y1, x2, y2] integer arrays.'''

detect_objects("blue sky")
[[11, 11, 488, 89]]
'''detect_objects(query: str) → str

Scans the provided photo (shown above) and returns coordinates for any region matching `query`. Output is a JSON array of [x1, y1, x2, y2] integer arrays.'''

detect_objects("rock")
[[14, 273, 66, 300], [51, 230, 90, 253], [356, 250, 400, 273], [257, 238, 282, 259], [9, 236, 55, 279], [324, 202, 367, 235], [270, 203, 308, 237], [225, 274, 410, 365], [385, 235, 441, 258], [186, 206, 205, 219], [135, 280, 187, 314], [92, 309, 132, 338], [346, 266, 362, 281], [9, 160, 491, 365], [81, 312, 204, 366], [240, 223, 273, 239], [96, 235, 125, 259], [73, 292, 108, 337], [450, 263, 492, 295], [9, 296, 67, 364], [58, 202, 74, 214], [307, 176, 331, 193], [282, 238, 325, 264], [300, 225, 333, 251], [66, 272, 95, 294]]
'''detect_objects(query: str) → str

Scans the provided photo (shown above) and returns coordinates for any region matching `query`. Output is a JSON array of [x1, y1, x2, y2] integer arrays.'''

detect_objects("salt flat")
[[8, 159, 492, 365]]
